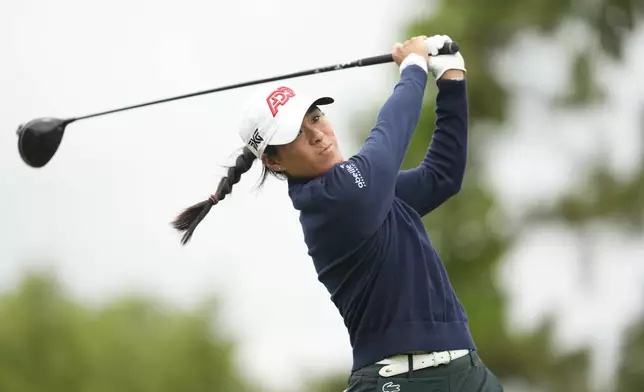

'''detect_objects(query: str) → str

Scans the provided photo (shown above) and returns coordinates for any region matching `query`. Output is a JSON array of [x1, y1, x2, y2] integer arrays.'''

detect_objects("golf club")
[[16, 41, 459, 168]]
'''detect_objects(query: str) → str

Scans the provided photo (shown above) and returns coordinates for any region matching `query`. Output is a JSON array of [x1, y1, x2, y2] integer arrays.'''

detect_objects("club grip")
[[357, 54, 395, 67], [357, 41, 460, 67], [438, 41, 460, 55]]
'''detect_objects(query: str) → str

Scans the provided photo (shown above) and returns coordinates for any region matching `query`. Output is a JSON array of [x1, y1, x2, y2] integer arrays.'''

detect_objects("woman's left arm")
[[395, 70, 468, 217]]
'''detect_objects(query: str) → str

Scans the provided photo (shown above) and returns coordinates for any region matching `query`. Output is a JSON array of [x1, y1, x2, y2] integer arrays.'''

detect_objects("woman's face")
[[263, 107, 344, 179]]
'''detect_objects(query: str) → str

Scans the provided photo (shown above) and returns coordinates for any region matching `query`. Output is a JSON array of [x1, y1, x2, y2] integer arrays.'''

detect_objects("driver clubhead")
[[16, 117, 72, 168]]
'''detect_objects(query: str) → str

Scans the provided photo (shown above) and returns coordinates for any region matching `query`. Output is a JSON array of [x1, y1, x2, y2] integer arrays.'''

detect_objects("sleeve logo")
[[266, 86, 296, 117], [339, 162, 366, 188]]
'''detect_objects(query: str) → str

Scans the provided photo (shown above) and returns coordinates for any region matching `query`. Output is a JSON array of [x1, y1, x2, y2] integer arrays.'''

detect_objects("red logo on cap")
[[266, 86, 296, 117]]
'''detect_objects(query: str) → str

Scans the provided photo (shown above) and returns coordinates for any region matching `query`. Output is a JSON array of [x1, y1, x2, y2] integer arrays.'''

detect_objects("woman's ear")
[[262, 152, 283, 172]]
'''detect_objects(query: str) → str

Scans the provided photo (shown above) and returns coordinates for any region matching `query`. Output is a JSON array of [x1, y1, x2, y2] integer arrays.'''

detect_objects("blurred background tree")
[[0, 272, 255, 392], [307, 0, 643, 391], [615, 314, 644, 392]]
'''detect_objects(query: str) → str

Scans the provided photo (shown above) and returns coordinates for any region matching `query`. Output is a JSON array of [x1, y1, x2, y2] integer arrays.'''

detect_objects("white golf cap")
[[238, 82, 334, 159]]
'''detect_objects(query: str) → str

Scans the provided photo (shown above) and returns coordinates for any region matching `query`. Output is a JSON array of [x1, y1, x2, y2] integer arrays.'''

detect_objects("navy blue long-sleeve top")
[[287, 62, 475, 372]]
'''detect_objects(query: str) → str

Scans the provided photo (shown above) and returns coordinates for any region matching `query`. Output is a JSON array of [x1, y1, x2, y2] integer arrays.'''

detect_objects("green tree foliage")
[[528, 165, 644, 230], [616, 313, 644, 392], [309, 1, 643, 391], [0, 272, 254, 392]]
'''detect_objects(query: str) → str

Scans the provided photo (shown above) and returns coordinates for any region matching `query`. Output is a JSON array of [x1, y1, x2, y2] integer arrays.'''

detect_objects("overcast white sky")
[[1, 1, 643, 391]]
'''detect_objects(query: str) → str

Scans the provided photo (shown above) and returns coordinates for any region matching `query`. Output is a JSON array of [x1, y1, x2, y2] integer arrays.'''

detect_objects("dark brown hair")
[[171, 145, 283, 245]]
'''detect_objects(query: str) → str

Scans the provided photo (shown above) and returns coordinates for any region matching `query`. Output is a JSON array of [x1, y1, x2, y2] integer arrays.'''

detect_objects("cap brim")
[[269, 96, 334, 146], [314, 97, 334, 106]]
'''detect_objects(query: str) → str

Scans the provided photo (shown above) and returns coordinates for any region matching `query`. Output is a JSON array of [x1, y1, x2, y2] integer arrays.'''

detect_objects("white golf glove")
[[426, 35, 466, 80]]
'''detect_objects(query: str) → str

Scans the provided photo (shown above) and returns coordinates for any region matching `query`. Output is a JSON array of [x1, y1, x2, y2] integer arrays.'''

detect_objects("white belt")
[[376, 349, 470, 377]]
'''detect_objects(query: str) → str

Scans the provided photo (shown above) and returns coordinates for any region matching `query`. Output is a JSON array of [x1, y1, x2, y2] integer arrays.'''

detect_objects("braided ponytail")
[[172, 147, 257, 245]]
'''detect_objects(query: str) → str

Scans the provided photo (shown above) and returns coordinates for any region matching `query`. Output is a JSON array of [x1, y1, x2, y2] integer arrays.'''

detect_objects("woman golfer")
[[173, 35, 503, 391]]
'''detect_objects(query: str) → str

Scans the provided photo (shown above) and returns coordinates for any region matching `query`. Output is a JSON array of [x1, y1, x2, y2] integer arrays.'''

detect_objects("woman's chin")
[[320, 147, 343, 168]]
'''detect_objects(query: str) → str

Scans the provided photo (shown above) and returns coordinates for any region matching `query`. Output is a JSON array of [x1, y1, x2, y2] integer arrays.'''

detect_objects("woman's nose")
[[308, 128, 324, 144]]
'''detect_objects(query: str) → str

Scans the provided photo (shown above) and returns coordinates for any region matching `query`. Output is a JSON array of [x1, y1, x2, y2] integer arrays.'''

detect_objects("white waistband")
[[376, 349, 471, 377]]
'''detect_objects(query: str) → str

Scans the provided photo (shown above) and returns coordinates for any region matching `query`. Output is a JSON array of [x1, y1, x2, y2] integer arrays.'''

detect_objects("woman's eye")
[[312, 116, 320, 123]]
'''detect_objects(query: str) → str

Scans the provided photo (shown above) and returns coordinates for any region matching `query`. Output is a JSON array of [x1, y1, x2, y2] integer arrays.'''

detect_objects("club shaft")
[[72, 55, 394, 121], [72, 42, 458, 122]]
